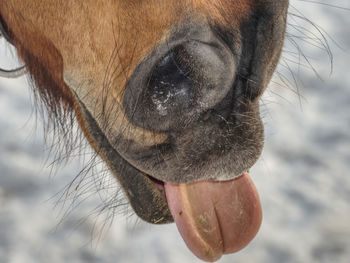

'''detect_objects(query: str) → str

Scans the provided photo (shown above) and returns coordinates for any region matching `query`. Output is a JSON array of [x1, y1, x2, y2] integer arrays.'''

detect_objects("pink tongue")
[[164, 173, 262, 262]]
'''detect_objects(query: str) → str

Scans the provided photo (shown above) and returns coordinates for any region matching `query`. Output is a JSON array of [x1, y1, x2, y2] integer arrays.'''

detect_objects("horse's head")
[[0, 0, 289, 261]]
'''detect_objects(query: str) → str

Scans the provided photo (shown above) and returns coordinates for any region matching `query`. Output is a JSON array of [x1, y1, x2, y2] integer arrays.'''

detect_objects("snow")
[[0, 1, 349, 262]]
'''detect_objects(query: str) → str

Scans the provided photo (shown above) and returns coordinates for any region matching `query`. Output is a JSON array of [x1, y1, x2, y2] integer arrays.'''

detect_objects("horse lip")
[[147, 174, 166, 196], [75, 95, 173, 224]]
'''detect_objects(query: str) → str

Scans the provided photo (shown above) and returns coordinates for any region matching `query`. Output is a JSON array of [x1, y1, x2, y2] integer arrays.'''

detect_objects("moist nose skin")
[[148, 45, 194, 116], [123, 23, 236, 132]]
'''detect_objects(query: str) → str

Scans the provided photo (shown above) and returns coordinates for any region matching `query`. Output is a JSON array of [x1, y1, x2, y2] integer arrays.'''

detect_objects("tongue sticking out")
[[164, 173, 262, 262]]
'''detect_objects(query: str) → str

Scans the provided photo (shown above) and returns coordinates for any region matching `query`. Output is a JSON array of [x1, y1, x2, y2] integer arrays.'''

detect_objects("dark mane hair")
[[15, 37, 74, 121], [0, 11, 74, 123]]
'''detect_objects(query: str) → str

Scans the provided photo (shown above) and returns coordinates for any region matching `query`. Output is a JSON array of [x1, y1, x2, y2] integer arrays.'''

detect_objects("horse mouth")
[[147, 175, 166, 196], [113, 146, 262, 262], [76, 95, 262, 261], [134, 163, 263, 262]]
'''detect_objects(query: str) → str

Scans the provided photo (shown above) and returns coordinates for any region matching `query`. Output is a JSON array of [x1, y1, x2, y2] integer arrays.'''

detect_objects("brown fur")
[[0, 0, 254, 124]]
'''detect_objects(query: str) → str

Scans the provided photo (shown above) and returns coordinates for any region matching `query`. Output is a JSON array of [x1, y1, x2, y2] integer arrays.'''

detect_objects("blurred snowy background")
[[0, 1, 349, 262]]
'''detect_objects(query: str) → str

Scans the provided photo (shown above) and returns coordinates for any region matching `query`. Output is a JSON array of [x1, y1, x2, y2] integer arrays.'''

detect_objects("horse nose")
[[124, 24, 236, 132]]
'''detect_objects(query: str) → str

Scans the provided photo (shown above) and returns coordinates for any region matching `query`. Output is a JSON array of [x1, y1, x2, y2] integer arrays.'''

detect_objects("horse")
[[0, 1, 289, 261]]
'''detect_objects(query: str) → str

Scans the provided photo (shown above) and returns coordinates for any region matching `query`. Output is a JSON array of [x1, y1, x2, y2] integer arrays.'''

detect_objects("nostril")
[[148, 46, 195, 116], [123, 28, 236, 132]]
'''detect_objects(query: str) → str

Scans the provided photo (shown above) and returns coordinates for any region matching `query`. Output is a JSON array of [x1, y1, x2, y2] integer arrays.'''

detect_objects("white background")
[[0, 1, 349, 262]]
